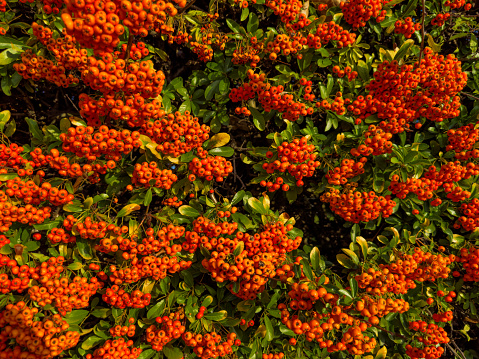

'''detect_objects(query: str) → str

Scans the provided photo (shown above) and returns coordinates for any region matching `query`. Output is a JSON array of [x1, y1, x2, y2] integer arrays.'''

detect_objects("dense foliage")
[[0, 0, 479, 358]]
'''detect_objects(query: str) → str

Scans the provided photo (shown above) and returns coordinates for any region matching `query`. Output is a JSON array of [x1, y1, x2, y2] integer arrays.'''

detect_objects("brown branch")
[[124, 32, 134, 62], [178, 0, 197, 14], [462, 92, 479, 101]]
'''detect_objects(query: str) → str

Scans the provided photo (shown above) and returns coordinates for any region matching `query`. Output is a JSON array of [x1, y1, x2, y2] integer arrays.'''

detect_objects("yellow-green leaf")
[[117, 203, 141, 218], [208, 133, 230, 148]]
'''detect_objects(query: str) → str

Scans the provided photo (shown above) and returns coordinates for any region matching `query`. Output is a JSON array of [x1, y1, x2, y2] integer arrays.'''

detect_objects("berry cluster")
[[132, 161, 178, 189], [321, 188, 395, 223], [394, 18, 422, 38], [146, 310, 185, 351], [431, 13, 451, 26], [60, 125, 141, 161], [341, 0, 389, 29], [317, 93, 347, 115], [141, 111, 210, 157], [0, 202, 52, 232], [455, 247, 479, 281], [326, 158, 367, 185], [0, 143, 26, 169], [189, 148, 233, 182], [262, 137, 320, 189], [103, 286, 151, 308], [182, 331, 239, 359], [86, 338, 142, 359], [265, 0, 302, 24], [446, 124, 479, 160], [406, 321, 449, 359]]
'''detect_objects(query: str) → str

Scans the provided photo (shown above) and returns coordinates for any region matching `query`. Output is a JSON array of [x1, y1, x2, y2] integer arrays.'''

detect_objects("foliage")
[[0, 0, 479, 358]]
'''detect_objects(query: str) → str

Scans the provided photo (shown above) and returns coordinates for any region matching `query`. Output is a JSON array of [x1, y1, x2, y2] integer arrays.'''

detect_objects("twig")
[[232, 155, 246, 189], [124, 33, 134, 62], [462, 92, 479, 101], [63, 89, 80, 113], [418, 0, 426, 64], [178, 0, 197, 14]]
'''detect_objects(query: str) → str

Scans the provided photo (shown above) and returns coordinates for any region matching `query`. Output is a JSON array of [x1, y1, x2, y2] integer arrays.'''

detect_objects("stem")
[[178, 0, 196, 14], [461, 92, 479, 101], [418, 0, 426, 64], [124, 32, 134, 62]]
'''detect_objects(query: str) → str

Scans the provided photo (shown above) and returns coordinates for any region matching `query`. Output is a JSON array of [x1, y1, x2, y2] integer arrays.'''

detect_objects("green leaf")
[[178, 205, 200, 217], [204, 310, 227, 321], [250, 107, 265, 131], [241, 7, 250, 21], [233, 241, 244, 257], [349, 277, 358, 297], [76, 237, 93, 260], [402, 0, 418, 17], [81, 336, 104, 350], [310, 247, 320, 272], [264, 316, 274, 341], [137, 349, 158, 359], [226, 19, 243, 34], [64, 310, 89, 325], [144, 189, 153, 206], [357, 60, 369, 81], [205, 80, 220, 101], [147, 299, 166, 319], [394, 39, 414, 61], [117, 203, 141, 217], [163, 345, 183, 359], [0, 35, 31, 49], [208, 146, 234, 157], [300, 259, 314, 281], [247, 13, 259, 33], [26, 118, 44, 141]]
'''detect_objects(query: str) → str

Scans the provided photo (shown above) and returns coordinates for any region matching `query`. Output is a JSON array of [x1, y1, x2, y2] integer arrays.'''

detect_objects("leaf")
[[117, 203, 141, 218], [375, 347, 387, 359], [427, 34, 441, 53], [67, 262, 83, 270], [137, 349, 158, 359], [147, 299, 166, 319], [76, 237, 93, 260], [0, 35, 31, 49], [342, 248, 359, 265], [356, 236, 368, 259], [402, 0, 418, 17], [26, 118, 44, 141], [248, 197, 266, 214], [0, 110, 11, 132], [81, 336, 104, 350], [231, 190, 245, 205], [337, 254, 355, 269], [208, 133, 230, 148], [201, 296, 213, 307], [204, 310, 227, 321], [226, 19, 242, 33], [310, 247, 320, 271], [233, 241, 244, 257], [250, 107, 265, 131], [241, 7, 250, 21], [349, 277, 358, 297], [394, 39, 414, 61], [300, 259, 314, 281], [357, 60, 369, 81], [163, 345, 183, 359], [64, 310, 89, 325], [264, 316, 274, 341], [247, 13, 259, 33], [144, 189, 153, 206], [208, 146, 234, 157], [205, 80, 220, 101]]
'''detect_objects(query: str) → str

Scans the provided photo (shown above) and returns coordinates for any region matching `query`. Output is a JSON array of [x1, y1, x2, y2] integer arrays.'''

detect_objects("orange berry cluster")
[[78, 93, 163, 127], [183, 215, 238, 254], [141, 111, 210, 157], [14, 49, 80, 88], [406, 321, 449, 359], [351, 124, 394, 156], [109, 319, 136, 337], [349, 49, 467, 127], [230, 70, 314, 121], [0, 143, 26, 169], [105, 255, 192, 285], [445, 0, 467, 8], [135, 225, 185, 256], [332, 65, 358, 82], [394, 18, 422, 38], [232, 40, 263, 67], [314, 21, 357, 48], [265, 0, 302, 24], [132, 161, 178, 189], [340, 0, 389, 29], [146, 311, 185, 351], [162, 196, 183, 207], [456, 198, 479, 231], [320, 188, 395, 223], [0, 177, 74, 206], [262, 353, 284, 359], [46, 228, 76, 244], [182, 331, 239, 359], [262, 137, 320, 188], [60, 125, 142, 161], [39, 0, 62, 13], [29, 276, 103, 316], [0, 202, 52, 232], [431, 13, 451, 26], [86, 338, 142, 359], [0, 253, 32, 294], [0, 0, 6, 12], [265, 33, 304, 60], [432, 310, 453, 323], [317, 93, 347, 116], [189, 149, 233, 182], [388, 174, 441, 201], [234, 106, 252, 116], [0, 303, 80, 359], [103, 286, 151, 308], [455, 247, 479, 281], [82, 58, 165, 99], [358, 296, 410, 319], [119, 0, 186, 37], [65, 215, 127, 240], [446, 124, 479, 160], [59, 4, 122, 57], [444, 183, 471, 202], [326, 158, 367, 185], [120, 41, 150, 60]]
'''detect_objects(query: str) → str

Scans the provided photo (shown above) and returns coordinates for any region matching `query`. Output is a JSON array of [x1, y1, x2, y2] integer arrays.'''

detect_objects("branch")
[[462, 92, 479, 101], [178, 0, 197, 14], [124, 32, 134, 62], [418, 0, 426, 64]]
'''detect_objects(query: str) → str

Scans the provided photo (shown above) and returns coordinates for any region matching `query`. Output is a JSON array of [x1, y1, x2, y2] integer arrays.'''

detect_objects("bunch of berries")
[[189, 148, 233, 182], [394, 18, 422, 38], [341, 0, 389, 29], [86, 338, 142, 359], [446, 124, 479, 160], [103, 286, 151, 308], [326, 158, 367, 185], [132, 161, 178, 189], [146, 311, 186, 351]]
